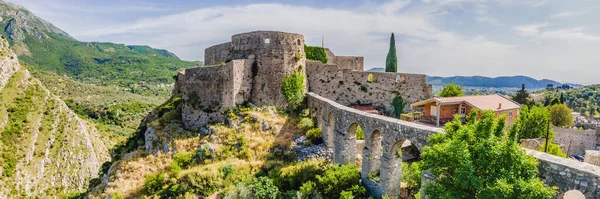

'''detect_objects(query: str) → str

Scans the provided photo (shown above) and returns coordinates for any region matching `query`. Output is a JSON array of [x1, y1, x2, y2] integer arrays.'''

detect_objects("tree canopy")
[[421, 110, 556, 199], [512, 84, 532, 106], [510, 105, 554, 140], [385, 33, 398, 73], [548, 104, 574, 128], [438, 83, 464, 97]]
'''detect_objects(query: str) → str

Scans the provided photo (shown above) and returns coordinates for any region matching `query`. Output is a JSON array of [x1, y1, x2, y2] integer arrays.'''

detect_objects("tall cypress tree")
[[385, 33, 398, 72]]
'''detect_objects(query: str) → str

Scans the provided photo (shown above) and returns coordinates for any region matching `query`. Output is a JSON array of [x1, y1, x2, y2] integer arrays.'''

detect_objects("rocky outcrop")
[[0, 36, 108, 198]]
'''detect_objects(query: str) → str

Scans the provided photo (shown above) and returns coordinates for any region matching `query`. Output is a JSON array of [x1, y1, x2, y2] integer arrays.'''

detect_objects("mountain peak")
[[0, 0, 71, 42]]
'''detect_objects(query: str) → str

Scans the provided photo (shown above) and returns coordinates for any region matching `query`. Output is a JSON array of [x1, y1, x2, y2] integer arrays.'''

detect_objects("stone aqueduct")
[[307, 92, 600, 198]]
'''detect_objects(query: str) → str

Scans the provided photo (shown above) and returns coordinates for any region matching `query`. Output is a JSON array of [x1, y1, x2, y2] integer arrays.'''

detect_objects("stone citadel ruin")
[[175, 31, 600, 198]]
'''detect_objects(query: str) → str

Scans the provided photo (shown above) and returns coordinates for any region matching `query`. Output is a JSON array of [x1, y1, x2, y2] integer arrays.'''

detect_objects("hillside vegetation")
[[0, 0, 201, 94], [538, 84, 600, 119], [0, 36, 111, 198]]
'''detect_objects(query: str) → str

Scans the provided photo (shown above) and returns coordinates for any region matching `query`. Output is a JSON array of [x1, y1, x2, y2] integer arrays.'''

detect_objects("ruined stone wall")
[[229, 31, 306, 107], [204, 42, 231, 65], [306, 61, 432, 115], [553, 127, 599, 156], [325, 48, 364, 71], [526, 149, 600, 198], [180, 59, 253, 130]]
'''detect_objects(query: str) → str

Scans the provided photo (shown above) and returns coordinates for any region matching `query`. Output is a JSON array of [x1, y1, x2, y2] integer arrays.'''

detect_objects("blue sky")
[[6, 0, 600, 84]]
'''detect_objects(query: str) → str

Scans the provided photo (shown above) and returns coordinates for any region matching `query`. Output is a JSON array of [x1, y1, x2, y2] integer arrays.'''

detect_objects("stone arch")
[[380, 139, 406, 197], [322, 112, 334, 148], [334, 122, 358, 164], [362, 129, 383, 179]]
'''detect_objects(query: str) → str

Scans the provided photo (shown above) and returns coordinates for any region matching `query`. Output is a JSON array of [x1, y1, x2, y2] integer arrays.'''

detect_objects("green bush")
[[281, 71, 305, 111], [299, 181, 316, 196], [316, 164, 361, 198], [249, 177, 280, 199], [298, 117, 314, 130], [306, 127, 322, 144], [180, 170, 223, 196], [356, 126, 365, 140], [540, 141, 568, 158], [144, 173, 166, 194], [271, 159, 329, 191], [304, 45, 328, 64], [173, 151, 196, 169], [402, 162, 422, 189], [340, 190, 354, 199]]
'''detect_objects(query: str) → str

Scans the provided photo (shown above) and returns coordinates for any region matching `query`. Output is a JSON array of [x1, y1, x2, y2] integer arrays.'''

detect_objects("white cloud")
[[514, 23, 550, 36], [551, 11, 584, 18]]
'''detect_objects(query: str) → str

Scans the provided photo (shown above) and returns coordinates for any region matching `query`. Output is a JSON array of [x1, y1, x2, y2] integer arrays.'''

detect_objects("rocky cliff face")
[[0, 36, 109, 198], [0, 0, 70, 42]]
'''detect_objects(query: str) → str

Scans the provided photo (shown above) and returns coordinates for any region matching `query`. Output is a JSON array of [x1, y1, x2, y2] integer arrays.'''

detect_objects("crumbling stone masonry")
[[177, 31, 306, 129], [306, 60, 432, 115]]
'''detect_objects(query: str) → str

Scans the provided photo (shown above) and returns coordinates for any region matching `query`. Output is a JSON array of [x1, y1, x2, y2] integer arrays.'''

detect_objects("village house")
[[410, 94, 521, 127]]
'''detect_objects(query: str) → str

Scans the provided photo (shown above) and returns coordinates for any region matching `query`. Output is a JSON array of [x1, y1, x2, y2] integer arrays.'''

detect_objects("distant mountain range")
[[366, 67, 571, 89]]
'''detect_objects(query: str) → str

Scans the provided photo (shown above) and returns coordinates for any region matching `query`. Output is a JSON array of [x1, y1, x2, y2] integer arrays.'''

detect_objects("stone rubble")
[[291, 134, 333, 162]]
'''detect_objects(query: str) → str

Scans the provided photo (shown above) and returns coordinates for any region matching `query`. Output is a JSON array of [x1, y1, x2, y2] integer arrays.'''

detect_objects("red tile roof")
[[412, 94, 521, 111], [350, 105, 380, 115]]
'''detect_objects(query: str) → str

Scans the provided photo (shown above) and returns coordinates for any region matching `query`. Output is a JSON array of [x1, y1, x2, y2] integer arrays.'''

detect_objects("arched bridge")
[[307, 92, 440, 197]]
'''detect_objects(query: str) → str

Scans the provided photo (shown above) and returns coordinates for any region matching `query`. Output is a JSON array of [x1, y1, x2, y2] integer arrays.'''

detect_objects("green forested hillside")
[[0, 0, 200, 90], [539, 84, 600, 119]]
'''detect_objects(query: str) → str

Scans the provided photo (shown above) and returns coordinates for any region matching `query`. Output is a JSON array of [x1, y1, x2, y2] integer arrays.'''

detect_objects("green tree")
[[512, 84, 530, 105], [510, 105, 555, 140], [421, 110, 556, 198], [392, 95, 406, 117], [385, 33, 398, 73], [548, 104, 574, 127], [438, 83, 464, 97], [550, 97, 560, 106], [559, 92, 565, 104]]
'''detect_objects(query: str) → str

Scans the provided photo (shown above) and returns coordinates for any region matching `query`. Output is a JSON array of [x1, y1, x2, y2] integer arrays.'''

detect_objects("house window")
[[264, 38, 270, 44], [430, 106, 438, 117], [509, 112, 513, 118], [460, 107, 466, 115]]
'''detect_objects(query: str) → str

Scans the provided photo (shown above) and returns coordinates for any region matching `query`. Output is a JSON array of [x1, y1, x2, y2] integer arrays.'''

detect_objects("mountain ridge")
[[0, 1, 201, 89], [366, 67, 564, 89]]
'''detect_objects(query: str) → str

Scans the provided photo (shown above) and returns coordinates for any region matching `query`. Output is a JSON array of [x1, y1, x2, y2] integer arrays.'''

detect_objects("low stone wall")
[[526, 149, 600, 198], [553, 126, 599, 156], [325, 48, 364, 71], [306, 61, 432, 116]]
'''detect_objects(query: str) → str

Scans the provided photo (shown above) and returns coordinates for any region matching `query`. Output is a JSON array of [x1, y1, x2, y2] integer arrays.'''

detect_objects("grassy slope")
[[18, 33, 200, 88]]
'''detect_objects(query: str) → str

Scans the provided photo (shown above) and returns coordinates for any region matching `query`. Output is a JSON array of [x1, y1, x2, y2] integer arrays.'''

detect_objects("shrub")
[[402, 162, 422, 189], [340, 190, 354, 199], [144, 173, 166, 194], [249, 177, 279, 199], [304, 45, 328, 64], [299, 181, 316, 196], [540, 141, 568, 158], [271, 159, 329, 191], [306, 127, 322, 144], [316, 164, 361, 198], [298, 117, 314, 130], [281, 71, 305, 111], [356, 126, 365, 140], [173, 151, 196, 169], [180, 170, 223, 196]]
